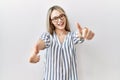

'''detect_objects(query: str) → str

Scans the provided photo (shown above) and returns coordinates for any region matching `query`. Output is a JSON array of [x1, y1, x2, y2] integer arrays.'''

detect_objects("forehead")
[[51, 9, 64, 18]]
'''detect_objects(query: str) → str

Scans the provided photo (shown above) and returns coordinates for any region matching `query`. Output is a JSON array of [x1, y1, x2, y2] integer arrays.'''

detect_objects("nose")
[[58, 18, 62, 22], [57, 19, 63, 25]]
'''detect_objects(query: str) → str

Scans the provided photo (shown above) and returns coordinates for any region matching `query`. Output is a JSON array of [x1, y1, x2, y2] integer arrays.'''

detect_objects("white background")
[[0, 0, 120, 80]]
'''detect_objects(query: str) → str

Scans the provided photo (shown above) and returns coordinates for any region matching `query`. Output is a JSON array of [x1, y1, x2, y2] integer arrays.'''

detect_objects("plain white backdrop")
[[0, 0, 120, 80]]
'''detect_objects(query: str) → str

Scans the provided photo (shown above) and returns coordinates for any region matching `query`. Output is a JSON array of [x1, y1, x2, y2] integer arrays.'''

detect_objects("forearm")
[[29, 46, 40, 63], [32, 39, 45, 54], [29, 39, 45, 63]]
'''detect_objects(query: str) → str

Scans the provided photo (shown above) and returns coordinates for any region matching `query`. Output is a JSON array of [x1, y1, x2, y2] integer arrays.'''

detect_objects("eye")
[[60, 14, 65, 18], [51, 17, 58, 21], [53, 17, 58, 20], [51, 14, 65, 21]]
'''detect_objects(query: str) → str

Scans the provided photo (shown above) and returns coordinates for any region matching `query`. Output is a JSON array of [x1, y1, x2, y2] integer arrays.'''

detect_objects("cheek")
[[64, 19, 67, 25], [52, 22, 57, 27], [64, 18, 67, 23]]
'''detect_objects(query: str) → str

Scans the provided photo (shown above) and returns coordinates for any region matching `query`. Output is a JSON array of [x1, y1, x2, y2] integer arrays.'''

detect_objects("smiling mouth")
[[58, 22, 64, 26]]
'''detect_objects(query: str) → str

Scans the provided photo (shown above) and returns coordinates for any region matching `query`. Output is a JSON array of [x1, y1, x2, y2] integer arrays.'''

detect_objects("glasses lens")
[[51, 14, 65, 21]]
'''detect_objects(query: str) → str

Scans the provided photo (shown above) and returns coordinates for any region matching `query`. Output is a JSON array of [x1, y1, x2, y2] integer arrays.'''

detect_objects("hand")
[[76, 22, 95, 40], [29, 54, 40, 63], [85, 27, 95, 40]]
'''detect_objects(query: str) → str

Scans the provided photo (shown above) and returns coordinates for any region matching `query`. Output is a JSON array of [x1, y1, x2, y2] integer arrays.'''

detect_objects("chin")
[[58, 26, 65, 30]]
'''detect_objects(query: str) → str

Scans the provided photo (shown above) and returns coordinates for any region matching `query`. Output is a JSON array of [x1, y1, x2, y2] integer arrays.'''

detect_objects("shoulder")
[[40, 32, 52, 37], [40, 32, 52, 40]]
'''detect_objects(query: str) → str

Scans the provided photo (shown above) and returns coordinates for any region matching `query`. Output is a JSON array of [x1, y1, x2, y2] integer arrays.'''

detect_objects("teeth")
[[58, 22, 64, 26]]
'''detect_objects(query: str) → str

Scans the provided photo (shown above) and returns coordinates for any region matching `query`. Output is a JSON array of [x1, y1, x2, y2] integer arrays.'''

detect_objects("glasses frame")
[[51, 14, 65, 22]]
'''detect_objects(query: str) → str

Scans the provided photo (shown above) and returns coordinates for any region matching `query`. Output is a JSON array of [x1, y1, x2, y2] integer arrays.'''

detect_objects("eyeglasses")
[[51, 14, 65, 22]]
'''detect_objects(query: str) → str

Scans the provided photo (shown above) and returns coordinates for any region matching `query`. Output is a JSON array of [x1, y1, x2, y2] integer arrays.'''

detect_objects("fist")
[[82, 27, 95, 40], [29, 54, 40, 63]]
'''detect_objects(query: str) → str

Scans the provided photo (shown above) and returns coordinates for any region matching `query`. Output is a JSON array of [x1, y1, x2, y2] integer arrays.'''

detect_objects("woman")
[[29, 5, 94, 80]]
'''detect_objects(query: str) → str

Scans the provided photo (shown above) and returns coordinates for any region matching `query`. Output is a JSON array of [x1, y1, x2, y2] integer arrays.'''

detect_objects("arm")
[[29, 39, 45, 63]]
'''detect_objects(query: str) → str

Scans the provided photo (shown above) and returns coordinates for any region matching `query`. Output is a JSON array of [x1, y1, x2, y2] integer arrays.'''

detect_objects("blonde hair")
[[47, 5, 71, 35]]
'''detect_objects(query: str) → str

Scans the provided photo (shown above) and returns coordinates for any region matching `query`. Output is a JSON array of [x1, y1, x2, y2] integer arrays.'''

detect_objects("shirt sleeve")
[[39, 32, 51, 48], [71, 31, 84, 45]]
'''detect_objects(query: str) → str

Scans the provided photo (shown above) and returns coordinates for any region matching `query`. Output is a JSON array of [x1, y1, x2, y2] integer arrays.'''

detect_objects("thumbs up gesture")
[[76, 22, 95, 40]]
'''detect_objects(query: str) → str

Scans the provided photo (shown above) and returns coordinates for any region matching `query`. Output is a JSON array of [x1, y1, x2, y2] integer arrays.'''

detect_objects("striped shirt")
[[40, 31, 84, 80]]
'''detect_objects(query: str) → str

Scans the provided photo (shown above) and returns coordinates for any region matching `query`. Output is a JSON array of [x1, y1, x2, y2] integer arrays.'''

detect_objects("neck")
[[55, 29, 66, 36]]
